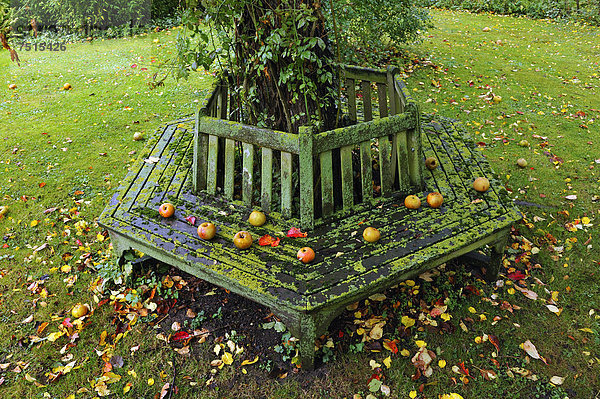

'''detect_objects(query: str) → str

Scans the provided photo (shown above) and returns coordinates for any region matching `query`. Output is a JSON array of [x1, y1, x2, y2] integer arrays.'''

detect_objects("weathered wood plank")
[[320, 150, 334, 217], [198, 117, 299, 154], [386, 66, 398, 116], [360, 140, 372, 201], [378, 137, 392, 196], [261, 147, 273, 212], [298, 126, 315, 229], [206, 135, 219, 195], [242, 143, 254, 206], [346, 78, 357, 124], [361, 80, 373, 122], [340, 145, 354, 209], [312, 113, 413, 154], [223, 139, 235, 200], [281, 151, 293, 218], [343, 65, 388, 84]]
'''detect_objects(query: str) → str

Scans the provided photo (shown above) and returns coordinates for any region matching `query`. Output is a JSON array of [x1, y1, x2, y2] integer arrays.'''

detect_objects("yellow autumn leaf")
[[440, 394, 464, 399], [105, 371, 121, 384], [65, 395, 75, 399], [99, 330, 107, 346], [401, 316, 416, 328], [468, 307, 476, 313], [409, 390, 417, 399], [25, 373, 37, 382], [96, 233, 105, 242], [582, 216, 590, 224], [579, 328, 594, 333], [222, 352, 234, 365], [415, 340, 427, 348], [440, 313, 451, 321], [438, 359, 447, 368], [147, 378, 155, 386], [400, 349, 410, 357], [30, 220, 39, 227], [507, 288, 516, 295], [405, 280, 415, 287], [383, 356, 392, 368], [241, 355, 259, 366], [123, 383, 133, 393], [47, 331, 64, 342]]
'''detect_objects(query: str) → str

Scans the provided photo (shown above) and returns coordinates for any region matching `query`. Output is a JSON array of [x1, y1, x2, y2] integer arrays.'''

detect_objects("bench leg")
[[486, 235, 508, 282], [298, 313, 317, 370]]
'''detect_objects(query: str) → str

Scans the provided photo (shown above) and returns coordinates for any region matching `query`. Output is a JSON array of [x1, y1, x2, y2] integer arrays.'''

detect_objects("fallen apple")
[[158, 203, 175, 218], [133, 132, 143, 141], [63, 83, 72, 90], [197, 222, 216, 240], [425, 157, 439, 171], [233, 231, 253, 249], [492, 95, 502, 104], [297, 247, 315, 263], [518, 139, 529, 147], [8, 84, 17, 90], [71, 303, 89, 318], [473, 177, 490, 192], [404, 195, 421, 209], [517, 158, 527, 168], [426, 192, 444, 208], [363, 227, 381, 243], [248, 210, 266, 227]]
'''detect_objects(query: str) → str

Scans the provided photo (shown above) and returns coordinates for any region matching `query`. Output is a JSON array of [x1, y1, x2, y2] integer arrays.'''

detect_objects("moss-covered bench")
[[99, 107, 521, 369]]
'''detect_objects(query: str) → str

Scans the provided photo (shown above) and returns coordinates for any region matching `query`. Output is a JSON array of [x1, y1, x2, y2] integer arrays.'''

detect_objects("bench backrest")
[[193, 66, 423, 229]]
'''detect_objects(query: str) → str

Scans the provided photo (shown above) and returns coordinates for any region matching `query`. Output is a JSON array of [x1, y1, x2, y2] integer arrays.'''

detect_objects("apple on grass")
[[71, 303, 89, 318], [197, 222, 216, 240], [158, 203, 175, 218], [233, 231, 253, 250], [297, 247, 315, 263], [425, 157, 438, 171]]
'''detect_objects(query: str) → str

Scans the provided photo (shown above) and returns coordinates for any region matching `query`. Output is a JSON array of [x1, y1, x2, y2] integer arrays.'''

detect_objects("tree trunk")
[[229, 0, 339, 133]]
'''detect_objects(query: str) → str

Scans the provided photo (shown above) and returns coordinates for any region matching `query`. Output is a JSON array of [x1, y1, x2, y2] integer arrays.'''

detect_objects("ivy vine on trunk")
[[175, 0, 340, 133]]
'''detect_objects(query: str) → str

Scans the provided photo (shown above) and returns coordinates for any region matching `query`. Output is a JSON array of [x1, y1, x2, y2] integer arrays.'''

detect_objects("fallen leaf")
[[241, 356, 259, 366], [286, 227, 307, 238], [514, 285, 538, 300], [221, 352, 234, 365], [258, 235, 280, 247], [522, 340, 547, 364], [550, 375, 565, 385]]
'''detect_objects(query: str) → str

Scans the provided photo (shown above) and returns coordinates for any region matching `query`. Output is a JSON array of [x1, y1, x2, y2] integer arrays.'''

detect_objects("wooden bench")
[[99, 66, 521, 369]]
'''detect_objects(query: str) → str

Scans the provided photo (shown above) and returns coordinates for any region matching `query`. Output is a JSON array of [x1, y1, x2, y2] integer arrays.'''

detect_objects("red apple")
[[363, 227, 381, 243], [248, 210, 266, 227], [63, 83, 72, 90], [404, 195, 421, 209], [297, 247, 315, 263], [473, 177, 490, 193], [197, 222, 216, 240], [233, 231, 253, 250], [426, 192, 444, 208], [8, 84, 17, 90], [158, 203, 175, 218]]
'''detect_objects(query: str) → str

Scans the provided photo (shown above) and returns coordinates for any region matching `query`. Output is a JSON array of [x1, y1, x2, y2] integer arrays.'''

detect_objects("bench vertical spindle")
[[320, 150, 334, 217], [206, 135, 219, 194], [261, 148, 273, 212], [281, 152, 293, 218], [223, 139, 235, 200], [193, 113, 208, 192], [360, 141, 372, 201], [361, 80, 373, 122], [340, 145, 354, 209], [242, 143, 254, 206], [299, 126, 314, 229], [346, 78, 357, 124]]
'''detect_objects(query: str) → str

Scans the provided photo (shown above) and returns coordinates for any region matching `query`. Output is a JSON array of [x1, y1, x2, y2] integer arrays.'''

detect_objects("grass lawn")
[[1, 9, 599, 399]]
